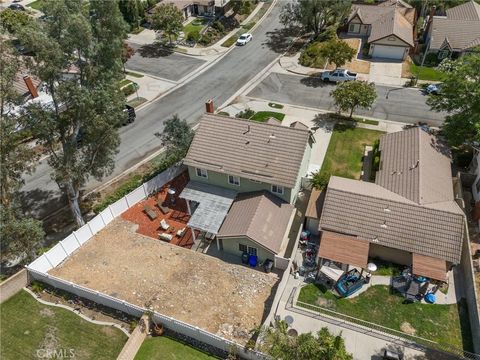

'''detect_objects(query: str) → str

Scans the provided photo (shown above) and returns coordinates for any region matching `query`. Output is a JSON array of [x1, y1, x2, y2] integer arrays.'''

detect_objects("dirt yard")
[[48, 218, 279, 344]]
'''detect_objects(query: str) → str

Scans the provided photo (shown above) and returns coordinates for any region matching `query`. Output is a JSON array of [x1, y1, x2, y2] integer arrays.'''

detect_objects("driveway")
[[368, 60, 404, 86], [126, 42, 206, 82], [247, 72, 445, 125]]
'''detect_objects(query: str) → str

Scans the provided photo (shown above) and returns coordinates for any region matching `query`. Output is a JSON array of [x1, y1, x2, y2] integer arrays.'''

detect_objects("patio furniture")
[[424, 292, 436, 304], [159, 233, 173, 242], [404, 279, 420, 303], [176, 227, 186, 237], [160, 219, 170, 230], [157, 200, 171, 215], [416, 281, 430, 301], [320, 264, 344, 282], [144, 204, 157, 220], [335, 268, 365, 297]]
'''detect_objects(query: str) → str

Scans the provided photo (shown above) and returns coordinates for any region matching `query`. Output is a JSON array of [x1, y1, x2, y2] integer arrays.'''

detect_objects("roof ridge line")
[[206, 113, 310, 133]]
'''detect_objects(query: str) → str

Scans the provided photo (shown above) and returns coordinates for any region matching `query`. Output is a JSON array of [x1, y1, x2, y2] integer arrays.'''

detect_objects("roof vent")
[[267, 133, 276, 143], [391, 171, 396, 175], [409, 160, 419, 170], [243, 125, 250, 135], [384, 206, 391, 213], [381, 221, 388, 229], [245, 140, 250, 145], [372, 236, 379, 243]]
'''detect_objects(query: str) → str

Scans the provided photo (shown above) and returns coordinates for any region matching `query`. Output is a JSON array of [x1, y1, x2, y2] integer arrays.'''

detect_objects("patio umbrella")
[[367, 263, 378, 273]]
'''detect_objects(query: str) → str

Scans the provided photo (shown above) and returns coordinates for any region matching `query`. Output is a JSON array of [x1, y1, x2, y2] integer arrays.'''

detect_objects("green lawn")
[[127, 97, 147, 108], [411, 64, 445, 81], [221, 34, 239, 47], [319, 125, 383, 179], [0, 290, 127, 360], [134, 336, 219, 360], [298, 285, 473, 351], [27, 0, 45, 10], [183, 19, 205, 35], [250, 111, 285, 122]]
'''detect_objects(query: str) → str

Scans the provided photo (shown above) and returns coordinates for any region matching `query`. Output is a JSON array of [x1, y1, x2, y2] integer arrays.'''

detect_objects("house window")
[[247, 247, 257, 256], [228, 175, 240, 186], [438, 50, 449, 59], [239, 244, 247, 253], [271, 184, 284, 195], [195, 168, 208, 178], [348, 23, 360, 33]]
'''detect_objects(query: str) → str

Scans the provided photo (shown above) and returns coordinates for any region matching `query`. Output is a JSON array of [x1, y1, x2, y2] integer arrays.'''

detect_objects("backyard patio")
[[121, 171, 197, 249]]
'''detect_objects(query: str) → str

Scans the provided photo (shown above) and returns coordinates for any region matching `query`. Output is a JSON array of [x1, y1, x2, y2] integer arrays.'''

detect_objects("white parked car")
[[425, 83, 442, 95], [236, 33, 253, 46], [320, 69, 357, 83]]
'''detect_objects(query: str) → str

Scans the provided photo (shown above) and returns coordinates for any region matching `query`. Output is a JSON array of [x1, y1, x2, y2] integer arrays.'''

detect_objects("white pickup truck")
[[320, 69, 357, 83]]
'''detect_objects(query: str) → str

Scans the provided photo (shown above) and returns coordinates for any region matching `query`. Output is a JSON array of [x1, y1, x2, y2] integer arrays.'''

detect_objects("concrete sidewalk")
[[275, 274, 427, 360]]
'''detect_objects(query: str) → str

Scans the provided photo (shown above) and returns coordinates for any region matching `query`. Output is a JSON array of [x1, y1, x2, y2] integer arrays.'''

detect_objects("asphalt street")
[[126, 43, 206, 81], [247, 72, 446, 125], [21, 2, 293, 218]]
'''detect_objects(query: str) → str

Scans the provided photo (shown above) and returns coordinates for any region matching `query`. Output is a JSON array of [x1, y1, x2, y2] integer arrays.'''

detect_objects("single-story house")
[[311, 127, 465, 282], [217, 191, 296, 264], [346, 0, 416, 60], [425, 0, 480, 60]]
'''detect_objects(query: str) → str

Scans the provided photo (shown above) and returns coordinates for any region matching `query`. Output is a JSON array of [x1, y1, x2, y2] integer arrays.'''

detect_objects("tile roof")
[[375, 127, 454, 205], [349, 3, 415, 46], [320, 176, 464, 264], [430, 16, 480, 51], [184, 114, 311, 188], [446, 0, 480, 21], [218, 191, 295, 254]]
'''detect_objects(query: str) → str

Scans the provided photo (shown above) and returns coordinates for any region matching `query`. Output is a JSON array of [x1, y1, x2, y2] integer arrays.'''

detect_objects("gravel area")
[[48, 218, 279, 344]]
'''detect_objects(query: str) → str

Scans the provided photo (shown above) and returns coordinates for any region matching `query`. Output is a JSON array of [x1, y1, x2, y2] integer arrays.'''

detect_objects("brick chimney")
[[23, 76, 38, 98], [205, 99, 214, 114]]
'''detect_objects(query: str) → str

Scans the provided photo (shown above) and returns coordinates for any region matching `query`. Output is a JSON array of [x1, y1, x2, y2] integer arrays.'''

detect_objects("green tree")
[[330, 81, 377, 118], [260, 320, 353, 360], [311, 171, 330, 190], [119, 0, 141, 29], [280, 0, 351, 39], [122, 42, 135, 73], [155, 114, 194, 159], [426, 51, 480, 147], [0, 36, 45, 267], [151, 3, 183, 45], [0, 9, 34, 34], [319, 38, 356, 69], [18, 0, 128, 228]]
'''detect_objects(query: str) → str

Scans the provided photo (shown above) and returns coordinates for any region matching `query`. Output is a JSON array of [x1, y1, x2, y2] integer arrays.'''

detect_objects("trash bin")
[[241, 252, 249, 264], [248, 255, 258, 267]]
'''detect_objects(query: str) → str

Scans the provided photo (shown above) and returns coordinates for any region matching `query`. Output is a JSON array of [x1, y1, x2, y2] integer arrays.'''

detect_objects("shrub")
[[423, 52, 440, 67], [235, 108, 255, 119], [31, 281, 45, 294], [299, 42, 327, 68], [212, 20, 224, 32], [199, 33, 212, 46], [311, 171, 330, 190], [122, 82, 138, 97], [186, 29, 200, 42], [92, 154, 180, 213]]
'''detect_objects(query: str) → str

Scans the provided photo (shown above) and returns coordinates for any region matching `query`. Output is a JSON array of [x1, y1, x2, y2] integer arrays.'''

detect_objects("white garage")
[[371, 45, 407, 60]]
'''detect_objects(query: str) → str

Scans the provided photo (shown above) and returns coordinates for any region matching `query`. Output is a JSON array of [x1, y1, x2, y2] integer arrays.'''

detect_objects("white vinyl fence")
[[28, 164, 186, 274], [27, 269, 267, 360], [26, 163, 268, 360]]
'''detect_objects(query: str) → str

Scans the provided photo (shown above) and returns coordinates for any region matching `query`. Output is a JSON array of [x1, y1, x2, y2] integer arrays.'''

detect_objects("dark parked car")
[[122, 104, 136, 126], [9, 3, 25, 10]]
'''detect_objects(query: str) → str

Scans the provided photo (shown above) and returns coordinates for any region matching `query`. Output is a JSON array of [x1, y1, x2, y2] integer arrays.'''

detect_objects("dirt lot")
[[48, 218, 279, 344]]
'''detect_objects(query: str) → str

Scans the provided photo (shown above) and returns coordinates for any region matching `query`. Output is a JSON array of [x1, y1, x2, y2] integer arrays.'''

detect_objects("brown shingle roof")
[[368, 9, 414, 46], [446, 0, 480, 21], [320, 176, 464, 264], [318, 231, 370, 268], [375, 127, 454, 205], [184, 114, 311, 188], [430, 17, 480, 51], [218, 191, 295, 254]]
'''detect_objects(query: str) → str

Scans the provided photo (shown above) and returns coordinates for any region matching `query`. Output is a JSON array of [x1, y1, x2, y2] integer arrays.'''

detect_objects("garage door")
[[372, 45, 406, 60]]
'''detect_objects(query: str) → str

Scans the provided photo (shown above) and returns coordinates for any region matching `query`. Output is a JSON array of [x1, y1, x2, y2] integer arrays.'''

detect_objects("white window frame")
[[195, 168, 208, 178], [348, 23, 360, 33], [228, 175, 240, 186], [247, 246, 257, 256], [271, 184, 284, 195]]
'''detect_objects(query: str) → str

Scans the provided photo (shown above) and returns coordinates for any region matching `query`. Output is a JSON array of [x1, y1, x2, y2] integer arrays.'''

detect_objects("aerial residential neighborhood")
[[0, 0, 479, 360]]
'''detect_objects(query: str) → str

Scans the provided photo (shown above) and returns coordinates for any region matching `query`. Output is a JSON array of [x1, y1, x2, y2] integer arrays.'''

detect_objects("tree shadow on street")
[[300, 75, 331, 88], [136, 42, 174, 58], [263, 26, 301, 53]]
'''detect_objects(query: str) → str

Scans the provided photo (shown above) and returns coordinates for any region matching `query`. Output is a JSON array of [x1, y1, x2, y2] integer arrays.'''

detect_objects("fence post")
[[43, 253, 54, 269], [58, 241, 70, 257], [72, 232, 82, 247], [108, 205, 115, 219], [125, 195, 130, 208], [99, 212, 107, 226]]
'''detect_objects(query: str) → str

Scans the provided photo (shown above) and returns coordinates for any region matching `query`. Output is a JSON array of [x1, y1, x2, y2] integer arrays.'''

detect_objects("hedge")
[[92, 154, 180, 214]]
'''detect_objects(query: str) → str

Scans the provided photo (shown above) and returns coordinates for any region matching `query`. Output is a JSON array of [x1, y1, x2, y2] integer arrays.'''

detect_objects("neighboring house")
[[425, 0, 480, 60], [180, 114, 313, 265], [346, 0, 416, 60], [311, 127, 465, 282], [160, 0, 215, 19]]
